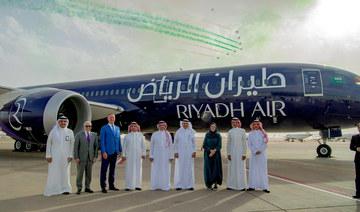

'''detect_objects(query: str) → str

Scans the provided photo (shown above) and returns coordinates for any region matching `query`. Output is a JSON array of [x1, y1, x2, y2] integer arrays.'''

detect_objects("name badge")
[[65, 136, 70, 141]]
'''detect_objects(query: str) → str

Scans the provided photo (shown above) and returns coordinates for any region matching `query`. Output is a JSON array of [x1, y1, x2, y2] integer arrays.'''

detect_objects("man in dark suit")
[[100, 113, 122, 193], [350, 123, 360, 199], [74, 121, 99, 194]]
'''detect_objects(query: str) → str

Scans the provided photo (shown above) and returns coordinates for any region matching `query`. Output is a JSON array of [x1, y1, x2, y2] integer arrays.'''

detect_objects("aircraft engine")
[[0, 88, 91, 151]]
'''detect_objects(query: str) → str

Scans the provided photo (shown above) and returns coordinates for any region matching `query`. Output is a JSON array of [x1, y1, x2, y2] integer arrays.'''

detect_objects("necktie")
[[112, 125, 116, 135], [87, 132, 90, 143]]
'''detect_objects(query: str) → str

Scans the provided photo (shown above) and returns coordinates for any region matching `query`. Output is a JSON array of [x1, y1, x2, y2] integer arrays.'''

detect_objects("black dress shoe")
[[85, 188, 94, 193], [76, 190, 81, 195], [247, 188, 255, 191], [240, 188, 246, 191], [62, 192, 70, 195], [353, 195, 360, 199], [263, 189, 270, 193], [188, 188, 194, 190], [176, 188, 182, 191], [101, 188, 107, 193], [125, 189, 131, 191], [135, 188, 142, 191], [226, 188, 233, 190], [109, 187, 119, 191]]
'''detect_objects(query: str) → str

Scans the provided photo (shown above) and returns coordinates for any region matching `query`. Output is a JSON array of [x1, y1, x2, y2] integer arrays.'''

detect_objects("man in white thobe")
[[150, 121, 174, 190], [247, 120, 270, 193], [44, 116, 75, 196], [122, 122, 146, 191], [174, 119, 196, 190], [226, 117, 247, 191]]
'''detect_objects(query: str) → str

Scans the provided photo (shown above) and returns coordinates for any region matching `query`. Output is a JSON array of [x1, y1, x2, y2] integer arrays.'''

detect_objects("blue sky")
[[0, 0, 359, 87]]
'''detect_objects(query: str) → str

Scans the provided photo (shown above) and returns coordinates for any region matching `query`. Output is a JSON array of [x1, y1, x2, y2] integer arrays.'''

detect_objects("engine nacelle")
[[0, 88, 91, 144]]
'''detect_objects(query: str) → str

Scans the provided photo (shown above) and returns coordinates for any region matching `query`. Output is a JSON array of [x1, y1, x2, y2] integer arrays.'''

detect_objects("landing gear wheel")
[[25, 142, 33, 152], [39, 144, 46, 152], [14, 140, 24, 152], [317, 144, 332, 157]]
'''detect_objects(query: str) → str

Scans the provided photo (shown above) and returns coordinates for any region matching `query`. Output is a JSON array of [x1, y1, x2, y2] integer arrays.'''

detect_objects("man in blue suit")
[[100, 113, 122, 193]]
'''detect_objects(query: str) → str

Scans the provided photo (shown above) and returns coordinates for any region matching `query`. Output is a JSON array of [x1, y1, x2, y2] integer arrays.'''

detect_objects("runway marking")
[[268, 172, 357, 201], [275, 159, 354, 172]]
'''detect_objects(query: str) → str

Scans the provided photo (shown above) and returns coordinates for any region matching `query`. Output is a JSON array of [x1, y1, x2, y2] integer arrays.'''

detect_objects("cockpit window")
[[354, 76, 360, 85]]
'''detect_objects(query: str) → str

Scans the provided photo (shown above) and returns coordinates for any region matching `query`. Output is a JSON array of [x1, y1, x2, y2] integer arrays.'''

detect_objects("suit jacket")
[[350, 134, 360, 163], [100, 124, 122, 155], [74, 131, 99, 162]]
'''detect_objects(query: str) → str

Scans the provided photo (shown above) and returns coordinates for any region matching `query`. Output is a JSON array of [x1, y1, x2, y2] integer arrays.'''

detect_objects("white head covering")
[[179, 119, 196, 135], [157, 121, 171, 148], [52, 116, 69, 143]]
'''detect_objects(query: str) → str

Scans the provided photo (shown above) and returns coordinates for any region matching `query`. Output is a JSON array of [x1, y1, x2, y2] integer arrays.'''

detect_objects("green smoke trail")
[[73, 0, 239, 45], [64, 0, 239, 51], [1, 0, 240, 52]]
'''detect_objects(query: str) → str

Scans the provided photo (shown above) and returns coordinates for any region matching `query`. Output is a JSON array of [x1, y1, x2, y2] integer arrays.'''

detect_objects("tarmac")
[[0, 137, 359, 212]]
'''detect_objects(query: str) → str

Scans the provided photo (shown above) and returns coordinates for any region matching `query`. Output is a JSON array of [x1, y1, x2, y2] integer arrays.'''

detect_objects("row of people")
[[203, 118, 269, 192], [43, 114, 269, 196]]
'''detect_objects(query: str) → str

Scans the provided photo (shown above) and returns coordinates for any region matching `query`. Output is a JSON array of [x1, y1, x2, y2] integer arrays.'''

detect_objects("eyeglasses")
[[85, 126, 92, 128]]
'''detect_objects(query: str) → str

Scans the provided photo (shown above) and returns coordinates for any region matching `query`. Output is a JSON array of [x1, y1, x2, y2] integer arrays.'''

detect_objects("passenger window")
[[85, 91, 89, 97], [90, 91, 94, 96], [247, 80, 251, 86], [272, 78, 278, 85], [110, 90, 114, 95], [105, 90, 109, 96], [95, 91, 99, 96], [115, 89, 119, 95], [121, 89, 125, 94], [100, 91, 104, 96], [255, 79, 261, 86]]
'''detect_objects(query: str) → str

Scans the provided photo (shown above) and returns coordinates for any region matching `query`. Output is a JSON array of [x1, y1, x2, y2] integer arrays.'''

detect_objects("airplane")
[[333, 133, 353, 142], [285, 132, 312, 142], [0, 63, 359, 157]]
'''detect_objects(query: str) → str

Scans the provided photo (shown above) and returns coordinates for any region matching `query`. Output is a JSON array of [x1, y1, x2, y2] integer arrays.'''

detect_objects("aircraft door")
[[302, 69, 323, 96]]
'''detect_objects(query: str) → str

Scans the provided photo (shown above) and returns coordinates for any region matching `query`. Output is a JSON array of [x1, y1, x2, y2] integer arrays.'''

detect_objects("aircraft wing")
[[0, 85, 24, 95], [0, 86, 15, 95], [88, 101, 124, 120]]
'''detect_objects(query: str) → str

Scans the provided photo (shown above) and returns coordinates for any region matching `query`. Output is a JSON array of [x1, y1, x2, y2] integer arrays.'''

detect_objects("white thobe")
[[248, 130, 268, 190], [123, 132, 146, 190], [150, 130, 174, 190], [44, 127, 75, 196], [174, 128, 196, 189], [226, 128, 247, 190]]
